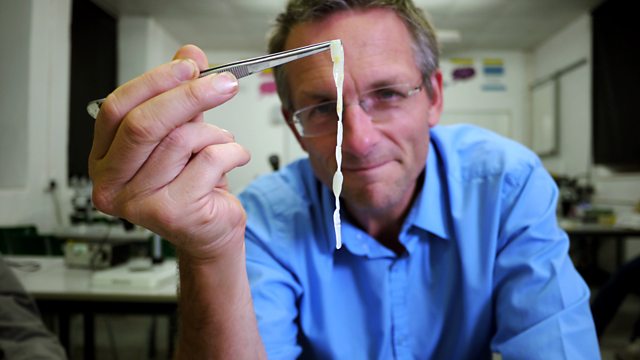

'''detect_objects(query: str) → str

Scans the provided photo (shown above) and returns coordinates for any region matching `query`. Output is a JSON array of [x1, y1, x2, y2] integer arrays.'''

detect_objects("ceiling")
[[92, 0, 603, 55]]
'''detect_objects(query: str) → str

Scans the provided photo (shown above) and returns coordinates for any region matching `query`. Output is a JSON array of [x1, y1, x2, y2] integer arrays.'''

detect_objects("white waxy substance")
[[330, 40, 344, 249]]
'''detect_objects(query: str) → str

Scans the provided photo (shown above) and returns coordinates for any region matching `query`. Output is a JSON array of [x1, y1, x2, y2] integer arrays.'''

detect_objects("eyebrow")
[[295, 74, 417, 107], [295, 89, 336, 108], [367, 75, 413, 89]]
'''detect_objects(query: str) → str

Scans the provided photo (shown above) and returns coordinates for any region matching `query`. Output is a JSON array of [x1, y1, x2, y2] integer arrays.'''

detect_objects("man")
[[88, 0, 599, 358], [0, 257, 67, 359]]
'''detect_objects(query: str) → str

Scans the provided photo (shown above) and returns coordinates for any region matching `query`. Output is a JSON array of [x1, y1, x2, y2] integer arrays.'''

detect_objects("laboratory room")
[[2, 0, 640, 359]]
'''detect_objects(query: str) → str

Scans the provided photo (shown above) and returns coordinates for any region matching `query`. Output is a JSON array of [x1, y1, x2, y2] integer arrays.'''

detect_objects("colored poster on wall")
[[259, 69, 277, 96], [481, 58, 506, 92], [450, 57, 476, 81]]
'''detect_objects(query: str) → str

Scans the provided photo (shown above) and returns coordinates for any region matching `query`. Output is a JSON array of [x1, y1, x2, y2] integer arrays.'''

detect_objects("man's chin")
[[341, 183, 395, 212]]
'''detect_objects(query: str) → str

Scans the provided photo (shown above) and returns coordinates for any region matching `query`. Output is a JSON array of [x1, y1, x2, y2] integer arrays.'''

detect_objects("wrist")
[[175, 225, 246, 266]]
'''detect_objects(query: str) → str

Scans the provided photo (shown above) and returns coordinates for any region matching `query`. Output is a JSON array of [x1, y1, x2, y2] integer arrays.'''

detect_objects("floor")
[[57, 295, 639, 359]]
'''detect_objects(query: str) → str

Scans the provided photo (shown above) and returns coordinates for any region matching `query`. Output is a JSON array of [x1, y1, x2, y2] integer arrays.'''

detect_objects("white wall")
[[0, 0, 71, 232], [0, 0, 30, 188], [531, 15, 592, 177], [440, 50, 529, 145], [532, 14, 640, 208], [531, 14, 640, 259], [118, 16, 181, 85]]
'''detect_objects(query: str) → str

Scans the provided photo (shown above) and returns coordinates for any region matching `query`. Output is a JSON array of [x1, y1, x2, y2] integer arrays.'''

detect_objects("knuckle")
[[201, 142, 251, 168], [139, 64, 189, 95], [182, 80, 208, 109], [232, 143, 252, 163], [120, 200, 140, 225], [163, 126, 190, 150], [92, 183, 116, 215], [200, 145, 222, 164], [212, 196, 247, 229], [139, 71, 166, 91], [147, 203, 181, 234], [99, 92, 124, 121], [121, 109, 157, 145], [230, 142, 245, 154]]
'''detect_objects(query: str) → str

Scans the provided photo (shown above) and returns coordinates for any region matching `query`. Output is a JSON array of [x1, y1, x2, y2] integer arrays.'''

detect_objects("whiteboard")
[[530, 80, 557, 156]]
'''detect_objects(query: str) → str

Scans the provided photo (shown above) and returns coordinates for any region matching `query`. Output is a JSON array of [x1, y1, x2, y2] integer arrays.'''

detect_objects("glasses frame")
[[288, 82, 424, 138]]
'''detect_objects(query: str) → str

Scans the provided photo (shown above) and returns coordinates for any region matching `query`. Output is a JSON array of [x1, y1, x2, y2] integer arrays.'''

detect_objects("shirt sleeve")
[[0, 258, 67, 360], [245, 238, 304, 360], [490, 162, 600, 359], [241, 186, 305, 360]]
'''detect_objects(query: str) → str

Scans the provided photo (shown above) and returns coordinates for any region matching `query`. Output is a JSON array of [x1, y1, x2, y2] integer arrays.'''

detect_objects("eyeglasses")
[[289, 82, 423, 137]]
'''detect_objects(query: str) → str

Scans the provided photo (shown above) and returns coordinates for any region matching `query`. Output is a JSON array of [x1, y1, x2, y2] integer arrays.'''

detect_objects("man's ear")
[[426, 70, 443, 128], [282, 107, 307, 152]]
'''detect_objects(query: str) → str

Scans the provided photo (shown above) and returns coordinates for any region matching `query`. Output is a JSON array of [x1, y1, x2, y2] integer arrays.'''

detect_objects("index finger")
[[172, 45, 210, 124], [97, 71, 239, 185], [90, 57, 199, 161]]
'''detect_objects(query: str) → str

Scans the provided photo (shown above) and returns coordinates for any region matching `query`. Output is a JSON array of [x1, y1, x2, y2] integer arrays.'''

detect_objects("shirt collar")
[[410, 140, 451, 241], [321, 185, 397, 257], [322, 139, 451, 256]]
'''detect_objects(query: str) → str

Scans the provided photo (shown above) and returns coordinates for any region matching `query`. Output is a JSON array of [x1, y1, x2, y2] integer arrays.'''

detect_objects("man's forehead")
[[290, 62, 418, 98], [283, 7, 411, 51], [281, 8, 420, 102]]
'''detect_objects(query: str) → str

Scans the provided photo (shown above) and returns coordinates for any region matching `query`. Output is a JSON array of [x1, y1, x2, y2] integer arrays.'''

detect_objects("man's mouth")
[[342, 161, 390, 173]]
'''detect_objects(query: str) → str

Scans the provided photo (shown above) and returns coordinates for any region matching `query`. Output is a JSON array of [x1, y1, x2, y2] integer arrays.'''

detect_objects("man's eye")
[[309, 103, 335, 118], [373, 88, 404, 102]]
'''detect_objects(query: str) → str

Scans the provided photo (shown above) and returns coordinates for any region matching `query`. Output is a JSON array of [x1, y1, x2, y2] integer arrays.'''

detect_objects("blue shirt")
[[239, 124, 599, 360]]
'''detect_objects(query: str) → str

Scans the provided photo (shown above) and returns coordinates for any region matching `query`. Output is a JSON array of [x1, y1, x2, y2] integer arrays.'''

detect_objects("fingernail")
[[212, 72, 239, 94], [221, 127, 235, 139], [172, 59, 198, 80]]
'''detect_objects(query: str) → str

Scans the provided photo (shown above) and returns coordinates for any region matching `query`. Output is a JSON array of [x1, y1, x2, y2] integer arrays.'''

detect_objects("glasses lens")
[[291, 82, 422, 137], [362, 84, 420, 113], [293, 101, 338, 137]]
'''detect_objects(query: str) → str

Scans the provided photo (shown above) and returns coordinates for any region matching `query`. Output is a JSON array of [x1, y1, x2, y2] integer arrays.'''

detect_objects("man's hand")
[[89, 44, 251, 261]]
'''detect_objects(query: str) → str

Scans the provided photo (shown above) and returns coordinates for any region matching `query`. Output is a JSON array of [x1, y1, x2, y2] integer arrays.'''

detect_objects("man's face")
[[283, 8, 442, 218]]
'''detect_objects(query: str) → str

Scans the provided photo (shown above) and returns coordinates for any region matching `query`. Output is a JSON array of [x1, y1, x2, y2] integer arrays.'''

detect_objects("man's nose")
[[340, 102, 378, 156]]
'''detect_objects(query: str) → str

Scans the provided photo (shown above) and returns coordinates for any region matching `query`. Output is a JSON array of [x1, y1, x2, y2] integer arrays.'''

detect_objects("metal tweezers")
[[86, 40, 338, 119]]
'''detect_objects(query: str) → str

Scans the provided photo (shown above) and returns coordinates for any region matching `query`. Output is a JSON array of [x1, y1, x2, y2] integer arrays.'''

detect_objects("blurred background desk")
[[6, 255, 178, 360], [561, 219, 640, 285], [47, 225, 153, 269], [47, 224, 152, 242]]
